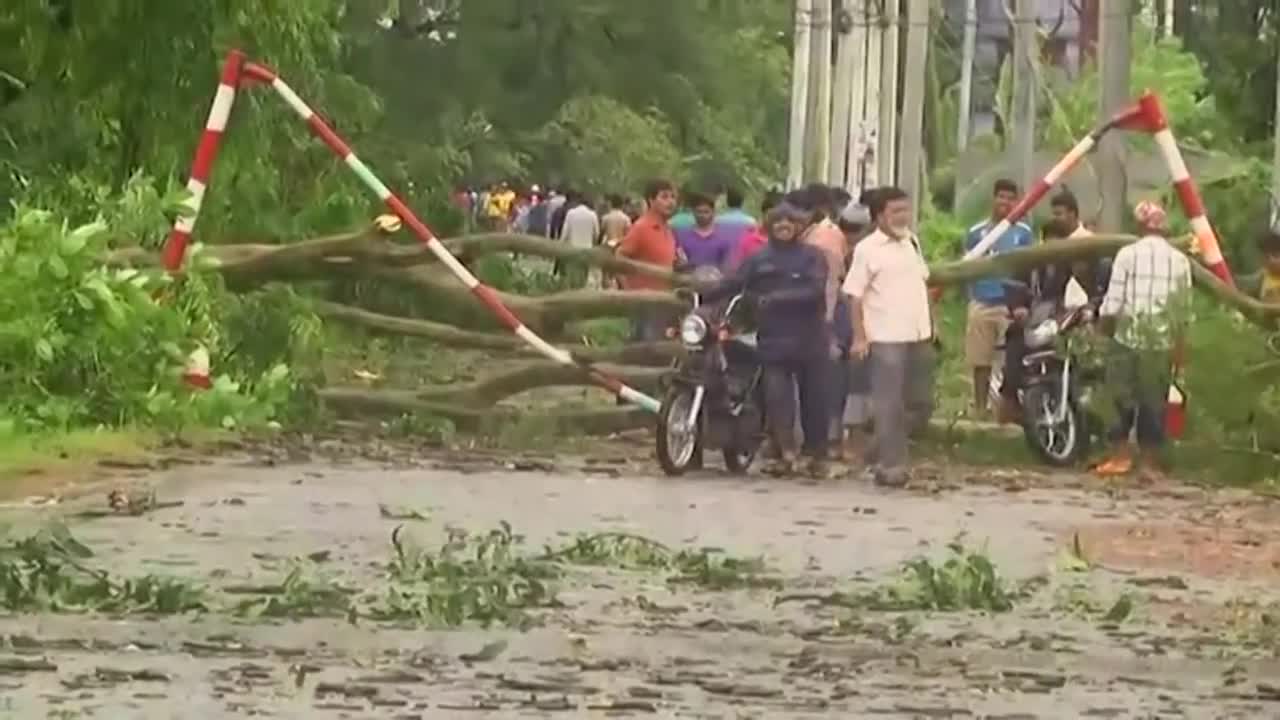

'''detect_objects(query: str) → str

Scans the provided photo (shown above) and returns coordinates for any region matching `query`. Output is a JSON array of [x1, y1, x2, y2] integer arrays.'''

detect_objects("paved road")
[[1, 452, 1278, 718]]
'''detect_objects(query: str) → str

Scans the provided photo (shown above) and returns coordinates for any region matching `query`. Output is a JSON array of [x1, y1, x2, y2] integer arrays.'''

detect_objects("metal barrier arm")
[[962, 91, 1234, 288], [161, 51, 662, 413]]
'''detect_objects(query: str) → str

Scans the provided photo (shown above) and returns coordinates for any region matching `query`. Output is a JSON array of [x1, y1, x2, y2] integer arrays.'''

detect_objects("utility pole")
[[876, 0, 901, 186], [863, 0, 883, 189], [844, 0, 870, 193], [1272, 36, 1280, 226], [830, 1, 855, 187], [1097, 0, 1131, 231], [1010, 0, 1038, 192], [957, 0, 978, 152], [787, 0, 813, 189], [807, 0, 833, 183], [898, 0, 928, 224]]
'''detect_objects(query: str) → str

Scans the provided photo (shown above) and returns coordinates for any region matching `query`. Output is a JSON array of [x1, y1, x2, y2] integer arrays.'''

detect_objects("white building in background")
[[942, 0, 1086, 140]]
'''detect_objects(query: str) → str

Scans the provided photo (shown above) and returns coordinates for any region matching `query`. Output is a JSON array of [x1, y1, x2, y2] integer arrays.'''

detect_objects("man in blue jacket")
[[702, 200, 830, 477]]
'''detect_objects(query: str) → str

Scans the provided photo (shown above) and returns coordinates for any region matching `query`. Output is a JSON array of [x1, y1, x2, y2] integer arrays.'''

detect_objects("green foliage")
[[473, 255, 573, 295], [0, 201, 308, 437], [0, 0, 380, 239], [0, 523, 206, 614], [534, 96, 686, 194], [551, 531, 779, 590], [888, 540, 1015, 612], [233, 561, 354, 619], [381, 523, 560, 627], [1045, 29, 1222, 151]]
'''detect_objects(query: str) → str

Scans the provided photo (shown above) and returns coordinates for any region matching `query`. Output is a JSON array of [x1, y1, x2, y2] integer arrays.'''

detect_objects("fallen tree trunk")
[[318, 387, 652, 435], [315, 301, 680, 365], [415, 361, 667, 407], [929, 234, 1280, 327], [112, 229, 683, 288]]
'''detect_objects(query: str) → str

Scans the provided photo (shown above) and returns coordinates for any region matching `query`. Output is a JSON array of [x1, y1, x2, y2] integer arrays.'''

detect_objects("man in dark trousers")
[[701, 200, 830, 478]]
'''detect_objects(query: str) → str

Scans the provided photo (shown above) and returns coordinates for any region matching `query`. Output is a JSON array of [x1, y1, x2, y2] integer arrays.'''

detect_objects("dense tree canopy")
[[1, 0, 791, 242]]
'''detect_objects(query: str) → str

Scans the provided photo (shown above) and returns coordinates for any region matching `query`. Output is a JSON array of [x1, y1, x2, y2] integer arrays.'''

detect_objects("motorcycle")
[[1005, 299, 1101, 466], [655, 288, 767, 476]]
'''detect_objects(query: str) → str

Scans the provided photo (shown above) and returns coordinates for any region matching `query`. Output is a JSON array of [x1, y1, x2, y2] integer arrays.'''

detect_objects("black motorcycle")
[[655, 291, 766, 476], [1009, 299, 1102, 466]]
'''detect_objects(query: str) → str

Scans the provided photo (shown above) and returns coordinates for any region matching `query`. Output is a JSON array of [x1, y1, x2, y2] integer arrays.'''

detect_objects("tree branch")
[[317, 387, 651, 434], [315, 300, 680, 364], [416, 361, 667, 407]]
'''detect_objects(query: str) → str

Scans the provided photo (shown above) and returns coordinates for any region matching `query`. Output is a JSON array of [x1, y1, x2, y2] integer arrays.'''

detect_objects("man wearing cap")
[[701, 200, 830, 478], [1095, 201, 1192, 481]]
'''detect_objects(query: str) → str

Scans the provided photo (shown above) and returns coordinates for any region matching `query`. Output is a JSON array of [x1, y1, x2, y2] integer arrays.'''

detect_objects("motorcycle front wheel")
[[657, 386, 702, 476], [722, 412, 766, 475], [1021, 384, 1089, 466]]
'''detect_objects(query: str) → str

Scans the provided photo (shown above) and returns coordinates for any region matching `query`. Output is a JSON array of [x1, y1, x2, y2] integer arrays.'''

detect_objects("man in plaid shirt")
[[1095, 201, 1193, 480]]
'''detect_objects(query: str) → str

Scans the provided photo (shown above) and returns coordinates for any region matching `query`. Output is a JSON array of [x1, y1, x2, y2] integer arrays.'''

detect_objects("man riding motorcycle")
[[698, 201, 830, 478], [998, 220, 1097, 423]]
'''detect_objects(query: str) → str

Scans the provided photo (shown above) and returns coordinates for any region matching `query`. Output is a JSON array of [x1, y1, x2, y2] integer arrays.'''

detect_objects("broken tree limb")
[[928, 234, 1280, 328], [415, 361, 668, 408], [317, 387, 652, 435], [111, 229, 683, 287], [314, 301, 681, 364], [366, 265, 684, 333], [1189, 263, 1280, 327], [927, 233, 1168, 286]]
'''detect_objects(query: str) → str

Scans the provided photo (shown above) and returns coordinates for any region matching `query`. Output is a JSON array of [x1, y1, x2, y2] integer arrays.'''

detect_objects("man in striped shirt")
[[1095, 201, 1192, 480]]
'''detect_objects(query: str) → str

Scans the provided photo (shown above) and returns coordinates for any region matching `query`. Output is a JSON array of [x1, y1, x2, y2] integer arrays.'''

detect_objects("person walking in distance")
[[559, 191, 601, 288], [845, 187, 934, 487], [600, 194, 632, 289], [1094, 201, 1192, 482], [964, 179, 1033, 418], [701, 201, 830, 478], [617, 179, 679, 342]]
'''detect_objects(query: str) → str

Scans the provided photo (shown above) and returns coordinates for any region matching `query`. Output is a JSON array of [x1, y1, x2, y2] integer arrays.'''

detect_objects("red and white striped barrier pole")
[[962, 91, 1234, 286], [160, 53, 662, 413], [963, 102, 1145, 261], [1131, 93, 1233, 285], [163, 50, 244, 272], [161, 50, 245, 389]]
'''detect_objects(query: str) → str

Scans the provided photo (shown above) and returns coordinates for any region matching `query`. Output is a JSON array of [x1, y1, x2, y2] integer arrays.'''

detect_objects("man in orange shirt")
[[618, 178, 679, 341]]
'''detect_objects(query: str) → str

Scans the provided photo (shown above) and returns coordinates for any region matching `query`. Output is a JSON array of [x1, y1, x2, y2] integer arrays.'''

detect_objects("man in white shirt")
[[559, 191, 601, 288], [844, 186, 934, 487], [1095, 200, 1192, 481]]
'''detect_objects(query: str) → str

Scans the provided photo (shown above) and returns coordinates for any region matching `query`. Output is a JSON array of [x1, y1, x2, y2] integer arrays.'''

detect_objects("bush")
[[0, 206, 301, 436]]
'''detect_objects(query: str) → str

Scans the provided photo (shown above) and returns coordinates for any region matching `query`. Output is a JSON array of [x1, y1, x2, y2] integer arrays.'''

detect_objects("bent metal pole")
[[962, 91, 1234, 287], [161, 52, 662, 414]]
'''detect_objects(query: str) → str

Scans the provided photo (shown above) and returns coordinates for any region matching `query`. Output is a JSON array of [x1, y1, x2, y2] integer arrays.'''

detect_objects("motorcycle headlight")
[[1026, 319, 1060, 348], [680, 314, 708, 346]]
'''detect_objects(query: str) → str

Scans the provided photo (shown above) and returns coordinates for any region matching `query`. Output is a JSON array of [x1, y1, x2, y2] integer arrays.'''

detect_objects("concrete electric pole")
[[1097, 0, 1132, 231], [898, 0, 929, 224]]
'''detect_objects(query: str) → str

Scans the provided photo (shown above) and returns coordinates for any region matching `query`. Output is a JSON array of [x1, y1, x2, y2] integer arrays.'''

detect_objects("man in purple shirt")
[[675, 192, 734, 272]]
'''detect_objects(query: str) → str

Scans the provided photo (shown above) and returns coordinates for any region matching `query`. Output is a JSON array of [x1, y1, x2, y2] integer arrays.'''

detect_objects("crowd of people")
[[457, 175, 1214, 486], [606, 178, 1203, 486]]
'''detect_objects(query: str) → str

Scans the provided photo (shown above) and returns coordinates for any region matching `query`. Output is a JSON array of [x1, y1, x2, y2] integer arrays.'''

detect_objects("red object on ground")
[[1165, 383, 1187, 440]]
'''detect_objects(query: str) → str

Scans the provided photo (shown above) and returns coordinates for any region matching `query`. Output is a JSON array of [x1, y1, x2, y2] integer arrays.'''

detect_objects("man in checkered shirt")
[[1095, 201, 1192, 480]]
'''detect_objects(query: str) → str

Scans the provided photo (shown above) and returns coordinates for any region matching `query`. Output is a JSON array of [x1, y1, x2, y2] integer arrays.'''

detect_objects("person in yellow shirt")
[[1241, 229, 1280, 304], [485, 182, 516, 231]]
